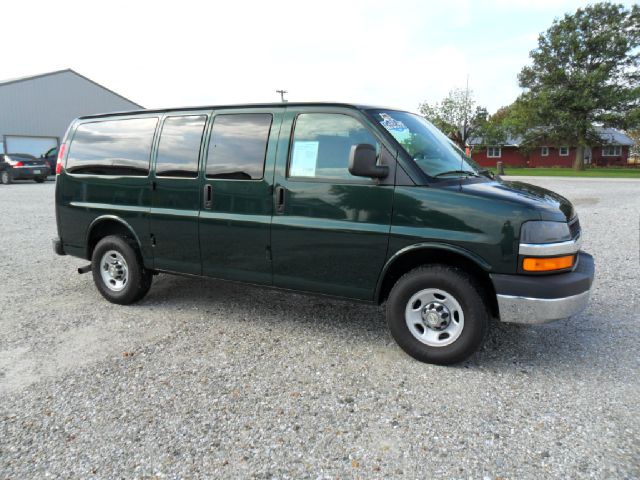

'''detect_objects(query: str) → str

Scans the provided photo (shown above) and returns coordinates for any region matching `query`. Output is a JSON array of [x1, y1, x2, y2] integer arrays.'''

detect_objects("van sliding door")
[[149, 112, 209, 274], [198, 109, 283, 284]]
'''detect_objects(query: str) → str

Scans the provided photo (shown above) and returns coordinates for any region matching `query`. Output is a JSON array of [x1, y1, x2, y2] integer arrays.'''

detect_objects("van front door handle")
[[275, 186, 285, 214], [203, 184, 213, 210]]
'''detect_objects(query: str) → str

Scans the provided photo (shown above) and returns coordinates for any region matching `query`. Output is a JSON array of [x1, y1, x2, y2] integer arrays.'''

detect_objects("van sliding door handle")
[[203, 184, 213, 209], [275, 186, 285, 213]]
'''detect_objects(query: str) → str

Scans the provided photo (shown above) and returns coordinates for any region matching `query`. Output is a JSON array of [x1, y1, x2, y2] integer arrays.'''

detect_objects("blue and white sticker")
[[379, 113, 411, 142]]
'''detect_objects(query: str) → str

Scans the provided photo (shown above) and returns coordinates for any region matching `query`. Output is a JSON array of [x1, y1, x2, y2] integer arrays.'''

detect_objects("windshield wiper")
[[434, 170, 479, 178], [477, 168, 495, 179]]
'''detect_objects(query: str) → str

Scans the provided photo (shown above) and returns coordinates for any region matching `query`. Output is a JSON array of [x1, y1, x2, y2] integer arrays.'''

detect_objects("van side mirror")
[[348, 144, 388, 178]]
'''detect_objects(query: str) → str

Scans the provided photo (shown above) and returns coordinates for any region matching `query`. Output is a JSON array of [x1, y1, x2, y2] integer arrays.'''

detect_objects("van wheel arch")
[[376, 247, 499, 319], [86, 217, 143, 261]]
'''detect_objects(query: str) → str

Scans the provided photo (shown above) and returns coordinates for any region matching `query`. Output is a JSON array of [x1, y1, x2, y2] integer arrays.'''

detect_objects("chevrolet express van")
[[53, 103, 594, 364]]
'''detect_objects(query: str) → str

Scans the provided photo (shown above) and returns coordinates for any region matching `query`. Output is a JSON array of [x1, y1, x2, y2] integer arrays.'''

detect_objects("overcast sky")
[[3, 0, 636, 113]]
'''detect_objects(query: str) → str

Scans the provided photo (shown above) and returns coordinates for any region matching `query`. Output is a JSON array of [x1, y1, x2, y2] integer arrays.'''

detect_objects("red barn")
[[468, 128, 634, 168]]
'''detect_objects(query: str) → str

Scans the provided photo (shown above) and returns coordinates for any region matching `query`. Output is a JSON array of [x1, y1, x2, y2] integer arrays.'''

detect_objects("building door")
[[4, 135, 58, 157], [199, 109, 282, 284], [150, 113, 209, 274], [270, 109, 395, 300]]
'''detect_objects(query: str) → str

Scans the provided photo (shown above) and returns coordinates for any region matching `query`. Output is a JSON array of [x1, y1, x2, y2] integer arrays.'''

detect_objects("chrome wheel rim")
[[100, 250, 129, 292], [404, 288, 464, 347]]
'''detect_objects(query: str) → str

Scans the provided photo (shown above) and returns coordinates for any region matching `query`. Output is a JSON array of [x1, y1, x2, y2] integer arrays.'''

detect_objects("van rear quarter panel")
[[56, 174, 152, 261]]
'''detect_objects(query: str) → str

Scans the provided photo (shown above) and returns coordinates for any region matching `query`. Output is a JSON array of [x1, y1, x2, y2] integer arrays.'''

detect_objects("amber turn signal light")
[[522, 255, 575, 272]]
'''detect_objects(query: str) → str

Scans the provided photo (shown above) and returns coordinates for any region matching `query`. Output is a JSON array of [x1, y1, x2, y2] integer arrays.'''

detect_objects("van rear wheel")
[[91, 235, 152, 304], [386, 265, 488, 365]]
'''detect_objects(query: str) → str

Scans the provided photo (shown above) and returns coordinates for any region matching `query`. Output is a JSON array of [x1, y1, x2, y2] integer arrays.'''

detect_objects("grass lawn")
[[490, 167, 640, 178]]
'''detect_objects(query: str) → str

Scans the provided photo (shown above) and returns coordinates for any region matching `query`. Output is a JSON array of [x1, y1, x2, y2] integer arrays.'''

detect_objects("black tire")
[[386, 265, 489, 365], [91, 235, 152, 305], [34, 177, 46, 183], [1, 170, 12, 185]]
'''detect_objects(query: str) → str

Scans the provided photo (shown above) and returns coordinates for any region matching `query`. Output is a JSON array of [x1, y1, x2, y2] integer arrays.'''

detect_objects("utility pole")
[[276, 90, 288, 103], [462, 74, 470, 144]]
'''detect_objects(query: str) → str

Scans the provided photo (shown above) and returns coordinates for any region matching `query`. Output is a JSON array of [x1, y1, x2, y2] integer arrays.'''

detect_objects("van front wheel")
[[386, 265, 488, 365], [91, 235, 152, 305]]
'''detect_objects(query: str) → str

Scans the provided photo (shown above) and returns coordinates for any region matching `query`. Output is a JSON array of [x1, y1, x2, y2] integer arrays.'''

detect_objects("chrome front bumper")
[[491, 252, 595, 325], [496, 290, 591, 324]]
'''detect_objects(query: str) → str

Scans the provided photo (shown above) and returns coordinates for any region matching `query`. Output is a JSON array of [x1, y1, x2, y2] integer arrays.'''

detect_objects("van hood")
[[457, 178, 576, 222]]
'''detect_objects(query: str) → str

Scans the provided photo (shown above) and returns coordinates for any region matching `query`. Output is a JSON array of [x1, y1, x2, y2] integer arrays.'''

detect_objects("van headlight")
[[520, 221, 572, 244], [519, 220, 579, 272]]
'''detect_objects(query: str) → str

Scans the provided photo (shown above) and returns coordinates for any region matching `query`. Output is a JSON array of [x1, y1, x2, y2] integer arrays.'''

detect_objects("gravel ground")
[[1, 177, 638, 479]]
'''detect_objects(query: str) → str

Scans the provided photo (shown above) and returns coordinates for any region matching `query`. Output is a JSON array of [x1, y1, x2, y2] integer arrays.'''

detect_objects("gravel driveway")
[[1, 177, 638, 479]]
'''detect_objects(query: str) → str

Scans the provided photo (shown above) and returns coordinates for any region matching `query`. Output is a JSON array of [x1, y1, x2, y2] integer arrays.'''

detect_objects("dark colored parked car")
[[41, 147, 58, 176], [53, 103, 594, 364], [0, 156, 8, 183], [1, 153, 49, 184]]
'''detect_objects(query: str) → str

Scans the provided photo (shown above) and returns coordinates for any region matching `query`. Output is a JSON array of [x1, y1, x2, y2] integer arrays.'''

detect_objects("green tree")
[[474, 108, 509, 148], [492, 100, 535, 137], [419, 88, 491, 148], [492, 98, 550, 155], [517, 2, 640, 170]]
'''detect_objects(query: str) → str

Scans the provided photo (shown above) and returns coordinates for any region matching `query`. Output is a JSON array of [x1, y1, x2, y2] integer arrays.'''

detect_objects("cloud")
[[487, 0, 588, 10], [5, 0, 633, 114]]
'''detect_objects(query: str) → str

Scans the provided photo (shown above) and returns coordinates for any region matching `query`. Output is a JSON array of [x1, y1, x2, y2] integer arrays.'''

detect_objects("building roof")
[[597, 127, 635, 146], [468, 126, 634, 147], [467, 132, 524, 146], [0, 69, 143, 108]]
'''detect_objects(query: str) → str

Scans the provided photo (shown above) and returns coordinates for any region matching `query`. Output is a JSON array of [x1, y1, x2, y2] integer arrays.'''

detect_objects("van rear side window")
[[66, 117, 158, 176], [156, 115, 207, 178], [206, 114, 272, 180]]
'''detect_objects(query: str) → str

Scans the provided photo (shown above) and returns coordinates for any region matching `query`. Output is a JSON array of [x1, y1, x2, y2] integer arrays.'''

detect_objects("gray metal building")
[[0, 69, 142, 156]]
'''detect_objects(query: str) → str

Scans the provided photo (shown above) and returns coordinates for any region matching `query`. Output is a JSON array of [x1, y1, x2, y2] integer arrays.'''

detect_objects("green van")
[[53, 103, 594, 364]]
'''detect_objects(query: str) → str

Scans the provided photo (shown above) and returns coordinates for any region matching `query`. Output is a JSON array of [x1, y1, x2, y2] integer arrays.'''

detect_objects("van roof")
[[76, 102, 407, 120]]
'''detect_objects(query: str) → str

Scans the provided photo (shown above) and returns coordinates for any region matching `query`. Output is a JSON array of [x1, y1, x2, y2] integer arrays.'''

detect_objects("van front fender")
[[374, 242, 492, 304]]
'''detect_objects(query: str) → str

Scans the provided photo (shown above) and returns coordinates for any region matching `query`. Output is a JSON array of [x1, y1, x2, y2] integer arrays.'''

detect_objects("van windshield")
[[369, 109, 480, 178]]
